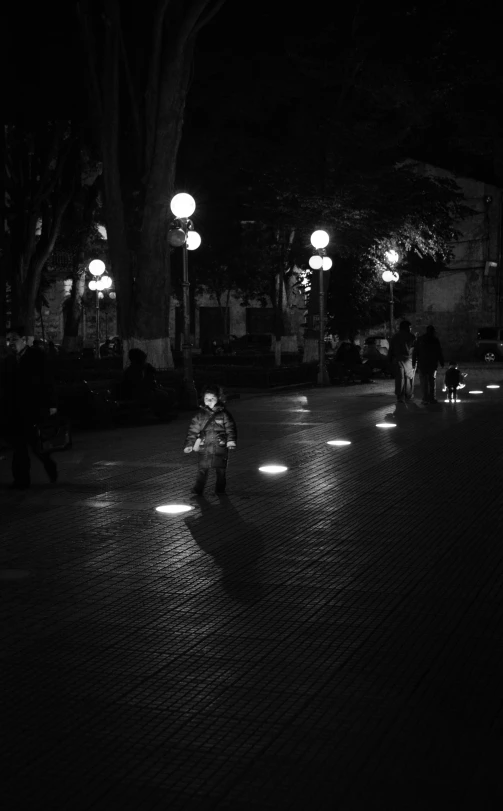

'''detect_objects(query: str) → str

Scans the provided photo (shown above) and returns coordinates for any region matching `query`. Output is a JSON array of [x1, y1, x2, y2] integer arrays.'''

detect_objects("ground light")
[[155, 505, 194, 515], [487, 385, 500, 389], [376, 423, 397, 428], [468, 390, 484, 395], [259, 465, 288, 474], [327, 440, 351, 446]]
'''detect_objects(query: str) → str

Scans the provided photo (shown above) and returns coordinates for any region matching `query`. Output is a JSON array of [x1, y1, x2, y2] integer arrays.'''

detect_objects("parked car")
[[474, 327, 503, 362]]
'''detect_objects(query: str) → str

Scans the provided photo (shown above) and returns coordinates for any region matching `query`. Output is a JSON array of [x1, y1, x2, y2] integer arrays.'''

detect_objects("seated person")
[[122, 348, 174, 417], [363, 338, 392, 375]]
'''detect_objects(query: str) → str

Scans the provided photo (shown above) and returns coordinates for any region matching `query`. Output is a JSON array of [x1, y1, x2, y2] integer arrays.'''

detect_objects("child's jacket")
[[184, 404, 237, 468], [444, 367, 462, 387]]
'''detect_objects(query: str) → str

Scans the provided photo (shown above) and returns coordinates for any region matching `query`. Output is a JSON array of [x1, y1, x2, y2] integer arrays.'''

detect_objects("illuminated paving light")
[[376, 423, 396, 428], [259, 465, 288, 474], [468, 390, 483, 395], [327, 440, 352, 446], [156, 504, 194, 514], [486, 385, 500, 389]]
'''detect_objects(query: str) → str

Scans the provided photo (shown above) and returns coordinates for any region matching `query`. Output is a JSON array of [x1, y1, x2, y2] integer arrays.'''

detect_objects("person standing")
[[184, 385, 237, 496], [388, 320, 416, 404], [413, 325, 445, 404], [1, 326, 58, 489]]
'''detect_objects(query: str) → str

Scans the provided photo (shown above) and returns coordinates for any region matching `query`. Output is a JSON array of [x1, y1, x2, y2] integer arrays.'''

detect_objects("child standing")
[[184, 385, 237, 495], [444, 361, 466, 401]]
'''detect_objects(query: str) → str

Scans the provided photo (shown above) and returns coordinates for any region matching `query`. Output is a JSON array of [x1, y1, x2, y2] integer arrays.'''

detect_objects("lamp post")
[[310, 230, 332, 386], [382, 249, 399, 337], [169, 193, 201, 408], [88, 260, 112, 358]]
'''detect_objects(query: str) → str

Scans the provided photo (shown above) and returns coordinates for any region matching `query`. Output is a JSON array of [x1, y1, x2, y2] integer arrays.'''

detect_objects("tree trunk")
[[131, 47, 195, 369], [274, 268, 285, 367], [63, 264, 86, 351], [0, 125, 6, 340]]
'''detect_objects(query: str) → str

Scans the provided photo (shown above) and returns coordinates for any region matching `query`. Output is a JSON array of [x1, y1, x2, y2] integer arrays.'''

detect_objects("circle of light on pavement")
[[487, 385, 500, 389], [155, 504, 194, 515], [376, 423, 396, 428], [259, 465, 288, 474], [327, 440, 352, 446], [468, 390, 483, 395]]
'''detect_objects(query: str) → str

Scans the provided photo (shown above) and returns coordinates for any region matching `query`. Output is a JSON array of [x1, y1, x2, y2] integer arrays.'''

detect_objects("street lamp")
[[88, 259, 113, 358], [310, 230, 332, 386], [382, 250, 400, 337], [169, 193, 201, 408]]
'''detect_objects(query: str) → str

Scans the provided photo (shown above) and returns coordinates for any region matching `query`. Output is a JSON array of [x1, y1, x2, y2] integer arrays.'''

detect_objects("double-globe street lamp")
[[88, 259, 113, 358], [382, 249, 400, 337], [309, 230, 333, 386], [169, 193, 201, 408]]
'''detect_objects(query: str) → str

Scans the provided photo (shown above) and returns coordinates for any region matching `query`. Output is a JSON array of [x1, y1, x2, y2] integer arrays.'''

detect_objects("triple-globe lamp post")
[[169, 193, 201, 408], [382, 249, 400, 337], [88, 259, 113, 358], [309, 230, 333, 386]]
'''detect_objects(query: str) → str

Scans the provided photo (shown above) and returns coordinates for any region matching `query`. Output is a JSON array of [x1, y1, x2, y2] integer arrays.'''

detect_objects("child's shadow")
[[184, 497, 265, 605]]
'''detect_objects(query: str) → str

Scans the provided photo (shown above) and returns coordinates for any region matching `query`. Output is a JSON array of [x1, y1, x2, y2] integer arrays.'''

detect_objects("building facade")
[[401, 163, 502, 359]]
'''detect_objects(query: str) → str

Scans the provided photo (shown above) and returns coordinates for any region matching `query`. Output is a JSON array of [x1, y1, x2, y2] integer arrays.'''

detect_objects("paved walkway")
[[2, 377, 503, 809]]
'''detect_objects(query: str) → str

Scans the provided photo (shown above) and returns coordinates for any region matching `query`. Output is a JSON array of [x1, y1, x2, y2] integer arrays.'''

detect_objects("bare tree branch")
[[75, 1, 104, 121], [145, 0, 172, 173]]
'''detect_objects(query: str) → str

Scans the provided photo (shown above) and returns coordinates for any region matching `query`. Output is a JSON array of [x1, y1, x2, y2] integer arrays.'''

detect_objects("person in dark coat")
[[413, 325, 445, 404], [184, 384, 237, 495], [1, 326, 58, 489], [388, 320, 416, 403]]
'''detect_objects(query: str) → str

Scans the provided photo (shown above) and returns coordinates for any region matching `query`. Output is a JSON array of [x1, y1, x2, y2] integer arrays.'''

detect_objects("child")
[[184, 385, 237, 495], [444, 361, 466, 401]]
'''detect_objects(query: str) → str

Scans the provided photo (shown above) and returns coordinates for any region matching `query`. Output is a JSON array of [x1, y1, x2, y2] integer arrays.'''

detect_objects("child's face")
[[204, 393, 218, 409]]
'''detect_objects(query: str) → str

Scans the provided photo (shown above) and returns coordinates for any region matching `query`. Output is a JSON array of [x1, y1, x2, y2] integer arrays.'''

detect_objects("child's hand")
[[227, 441, 236, 450], [184, 446, 193, 454]]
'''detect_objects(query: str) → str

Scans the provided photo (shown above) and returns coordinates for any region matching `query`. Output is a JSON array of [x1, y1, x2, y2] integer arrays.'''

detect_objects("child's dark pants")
[[192, 467, 226, 494]]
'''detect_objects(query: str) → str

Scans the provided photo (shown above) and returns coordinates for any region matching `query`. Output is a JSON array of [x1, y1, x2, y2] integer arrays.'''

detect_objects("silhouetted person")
[[1, 326, 58, 489], [364, 338, 392, 376], [100, 338, 112, 357], [122, 348, 173, 418], [413, 324, 444, 404], [388, 320, 416, 404]]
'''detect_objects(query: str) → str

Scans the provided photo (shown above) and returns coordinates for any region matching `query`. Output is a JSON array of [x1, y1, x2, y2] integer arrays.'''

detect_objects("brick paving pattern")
[[1, 378, 503, 809]]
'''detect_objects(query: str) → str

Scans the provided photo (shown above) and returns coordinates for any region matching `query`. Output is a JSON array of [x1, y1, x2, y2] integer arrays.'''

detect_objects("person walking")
[[388, 320, 416, 404], [1, 326, 58, 489], [184, 385, 237, 496], [413, 325, 445, 404]]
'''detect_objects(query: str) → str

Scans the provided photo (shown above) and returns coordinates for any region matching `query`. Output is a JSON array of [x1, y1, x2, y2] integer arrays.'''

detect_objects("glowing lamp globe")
[[109, 291, 117, 300], [88, 280, 97, 291], [168, 228, 187, 247], [89, 259, 106, 276], [385, 249, 399, 265], [310, 230, 329, 249], [101, 275, 112, 289], [186, 231, 201, 251], [309, 255, 323, 270], [170, 193, 196, 219], [98, 292, 104, 299], [382, 270, 394, 283], [95, 278, 105, 291], [322, 256, 333, 271]]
